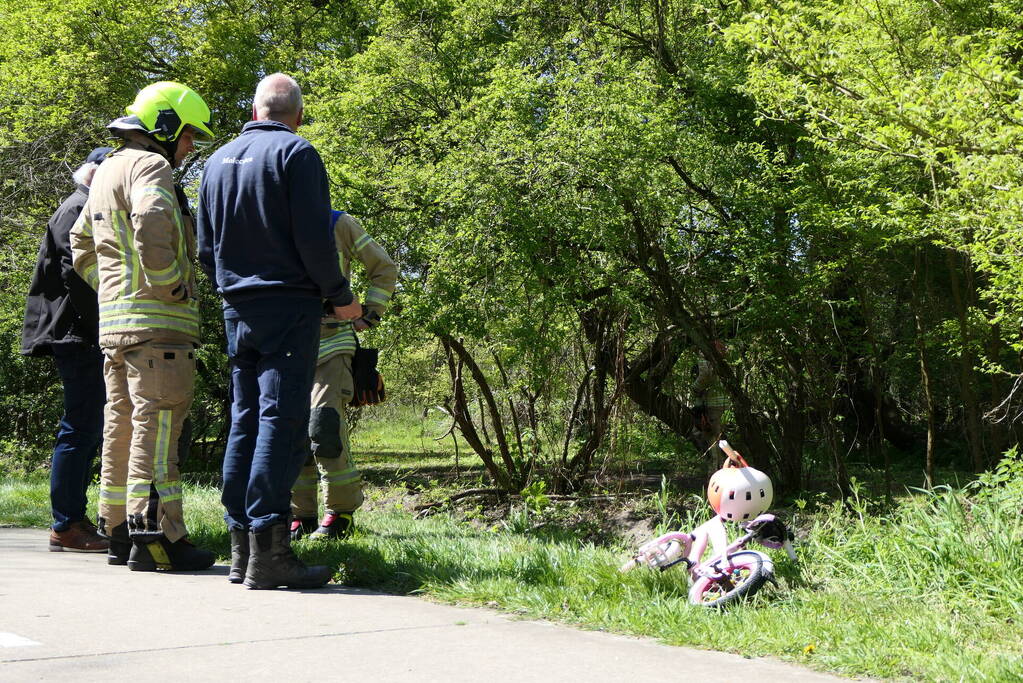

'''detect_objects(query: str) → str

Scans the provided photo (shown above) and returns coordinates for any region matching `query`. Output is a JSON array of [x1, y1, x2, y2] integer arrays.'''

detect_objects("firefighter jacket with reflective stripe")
[[70, 140, 199, 347], [318, 212, 397, 363]]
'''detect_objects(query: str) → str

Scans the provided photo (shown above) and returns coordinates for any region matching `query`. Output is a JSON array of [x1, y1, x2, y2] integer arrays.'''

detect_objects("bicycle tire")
[[688, 550, 772, 608]]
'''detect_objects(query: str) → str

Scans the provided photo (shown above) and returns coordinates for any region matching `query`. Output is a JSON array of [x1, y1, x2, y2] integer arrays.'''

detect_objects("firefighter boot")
[[101, 520, 131, 566], [309, 512, 354, 540], [127, 536, 216, 572], [289, 516, 317, 541], [228, 528, 249, 584], [244, 521, 334, 590]]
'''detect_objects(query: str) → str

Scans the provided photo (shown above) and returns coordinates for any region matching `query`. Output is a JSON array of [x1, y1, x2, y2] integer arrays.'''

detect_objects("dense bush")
[[2, 0, 1020, 491]]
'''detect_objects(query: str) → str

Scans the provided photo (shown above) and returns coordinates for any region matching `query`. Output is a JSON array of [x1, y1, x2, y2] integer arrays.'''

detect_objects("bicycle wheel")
[[688, 550, 772, 608]]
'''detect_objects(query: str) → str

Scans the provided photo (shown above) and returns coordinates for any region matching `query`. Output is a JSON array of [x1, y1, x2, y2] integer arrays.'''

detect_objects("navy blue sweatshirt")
[[197, 120, 353, 306]]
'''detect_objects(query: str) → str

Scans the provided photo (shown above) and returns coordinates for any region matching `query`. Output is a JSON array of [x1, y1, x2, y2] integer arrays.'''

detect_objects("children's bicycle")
[[621, 441, 796, 608]]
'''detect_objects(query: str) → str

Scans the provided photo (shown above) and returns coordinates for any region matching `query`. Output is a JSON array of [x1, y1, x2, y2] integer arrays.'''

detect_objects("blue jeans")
[[221, 297, 321, 532], [50, 344, 105, 531]]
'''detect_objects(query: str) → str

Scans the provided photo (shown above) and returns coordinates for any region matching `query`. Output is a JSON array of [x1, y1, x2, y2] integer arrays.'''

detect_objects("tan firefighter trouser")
[[97, 340, 194, 542], [291, 352, 364, 517]]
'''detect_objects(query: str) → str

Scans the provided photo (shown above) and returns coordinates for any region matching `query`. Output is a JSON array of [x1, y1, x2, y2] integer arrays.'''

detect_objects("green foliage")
[[1, 0, 1021, 492], [519, 480, 549, 513], [971, 446, 1023, 508]]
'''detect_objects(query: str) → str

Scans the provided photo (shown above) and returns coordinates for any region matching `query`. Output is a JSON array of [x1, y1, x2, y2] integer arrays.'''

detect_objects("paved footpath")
[[0, 528, 852, 682]]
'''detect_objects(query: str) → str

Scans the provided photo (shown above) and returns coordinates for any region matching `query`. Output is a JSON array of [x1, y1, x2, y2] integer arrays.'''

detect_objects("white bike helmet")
[[707, 445, 773, 521]]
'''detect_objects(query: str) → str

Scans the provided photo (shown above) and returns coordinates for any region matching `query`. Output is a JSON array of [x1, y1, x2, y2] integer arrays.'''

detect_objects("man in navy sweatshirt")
[[198, 73, 362, 590]]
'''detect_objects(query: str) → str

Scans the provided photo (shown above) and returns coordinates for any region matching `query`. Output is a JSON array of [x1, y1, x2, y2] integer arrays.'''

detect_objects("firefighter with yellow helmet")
[[71, 81, 216, 571]]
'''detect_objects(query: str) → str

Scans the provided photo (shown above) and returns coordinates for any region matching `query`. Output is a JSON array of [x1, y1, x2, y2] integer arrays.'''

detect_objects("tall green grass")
[[4, 457, 1023, 680]]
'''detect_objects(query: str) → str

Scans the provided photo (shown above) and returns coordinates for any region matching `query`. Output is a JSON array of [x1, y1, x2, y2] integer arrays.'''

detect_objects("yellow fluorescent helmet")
[[125, 81, 215, 143]]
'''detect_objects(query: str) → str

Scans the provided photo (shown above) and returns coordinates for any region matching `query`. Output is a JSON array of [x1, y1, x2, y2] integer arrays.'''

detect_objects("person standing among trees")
[[290, 209, 397, 541], [21, 147, 112, 553], [71, 81, 216, 572], [692, 340, 730, 474], [197, 73, 361, 589]]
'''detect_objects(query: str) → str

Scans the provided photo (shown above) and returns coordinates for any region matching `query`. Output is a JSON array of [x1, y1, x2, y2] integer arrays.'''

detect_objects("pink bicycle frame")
[[626, 513, 795, 578]]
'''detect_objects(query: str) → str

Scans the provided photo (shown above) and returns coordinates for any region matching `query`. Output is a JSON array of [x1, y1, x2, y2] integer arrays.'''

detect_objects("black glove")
[[351, 346, 386, 406]]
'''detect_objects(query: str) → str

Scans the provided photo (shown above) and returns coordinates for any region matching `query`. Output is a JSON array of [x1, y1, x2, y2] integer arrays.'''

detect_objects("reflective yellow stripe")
[[78, 214, 93, 237], [83, 263, 99, 289], [127, 479, 152, 499], [325, 469, 361, 485], [132, 185, 175, 205], [100, 299, 197, 317], [172, 207, 192, 283], [318, 327, 356, 360], [111, 211, 131, 297], [145, 261, 182, 286], [365, 286, 392, 305], [293, 468, 319, 490], [353, 233, 373, 251], [155, 410, 171, 482], [100, 315, 199, 336], [129, 185, 191, 287], [154, 403, 181, 501], [318, 338, 356, 361], [99, 299, 200, 336], [124, 210, 142, 296], [99, 485, 127, 503]]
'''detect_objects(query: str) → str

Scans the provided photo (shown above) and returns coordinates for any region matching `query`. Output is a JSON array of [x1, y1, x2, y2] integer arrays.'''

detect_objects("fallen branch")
[[413, 488, 507, 515]]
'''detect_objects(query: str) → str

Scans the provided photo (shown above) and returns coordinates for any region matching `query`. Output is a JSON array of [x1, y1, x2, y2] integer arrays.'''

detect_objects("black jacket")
[[197, 120, 353, 306], [21, 185, 100, 356]]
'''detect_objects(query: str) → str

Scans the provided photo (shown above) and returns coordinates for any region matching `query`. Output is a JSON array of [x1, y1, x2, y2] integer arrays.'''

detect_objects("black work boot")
[[228, 528, 249, 584], [310, 512, 354, 540], [244, 521, 334, 590], [289, 516, 317, 541], [127, 536, 216, 572], [100, 520, 131, 566]]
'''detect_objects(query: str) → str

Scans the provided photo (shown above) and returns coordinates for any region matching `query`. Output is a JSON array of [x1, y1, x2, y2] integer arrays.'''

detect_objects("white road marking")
[[0, 632, 42, 647]]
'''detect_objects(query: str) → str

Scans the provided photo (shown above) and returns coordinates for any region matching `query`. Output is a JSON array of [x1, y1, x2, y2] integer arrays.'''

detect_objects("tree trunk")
[[945, 249, 985, 472], [913, 248, 936, 488], [440, 337, 512, 490]]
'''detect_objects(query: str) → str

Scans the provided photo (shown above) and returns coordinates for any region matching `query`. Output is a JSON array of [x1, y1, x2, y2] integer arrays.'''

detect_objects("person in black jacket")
[[22, 147, 112, 553], [198, 73, 361, 590]]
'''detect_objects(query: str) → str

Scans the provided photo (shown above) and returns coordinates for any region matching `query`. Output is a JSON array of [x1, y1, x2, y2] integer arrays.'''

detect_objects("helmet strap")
[[156, 136, 179, 165]]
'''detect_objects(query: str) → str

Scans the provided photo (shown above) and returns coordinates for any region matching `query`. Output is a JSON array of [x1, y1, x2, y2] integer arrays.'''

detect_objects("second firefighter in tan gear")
[[291, 211, 396, 539], [70, 81, 215, 571]]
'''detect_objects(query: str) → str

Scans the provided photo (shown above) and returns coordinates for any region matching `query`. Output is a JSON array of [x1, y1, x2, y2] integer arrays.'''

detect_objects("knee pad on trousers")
[[309, 407, 342, 459]]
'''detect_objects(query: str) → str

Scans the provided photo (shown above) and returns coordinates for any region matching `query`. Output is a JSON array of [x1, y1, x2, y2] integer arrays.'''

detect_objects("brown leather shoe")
[[49, 520, 110, 553]]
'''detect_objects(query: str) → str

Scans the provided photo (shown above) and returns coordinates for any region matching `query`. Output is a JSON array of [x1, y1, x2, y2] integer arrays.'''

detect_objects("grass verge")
[[4, 423, 1023, 681]]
